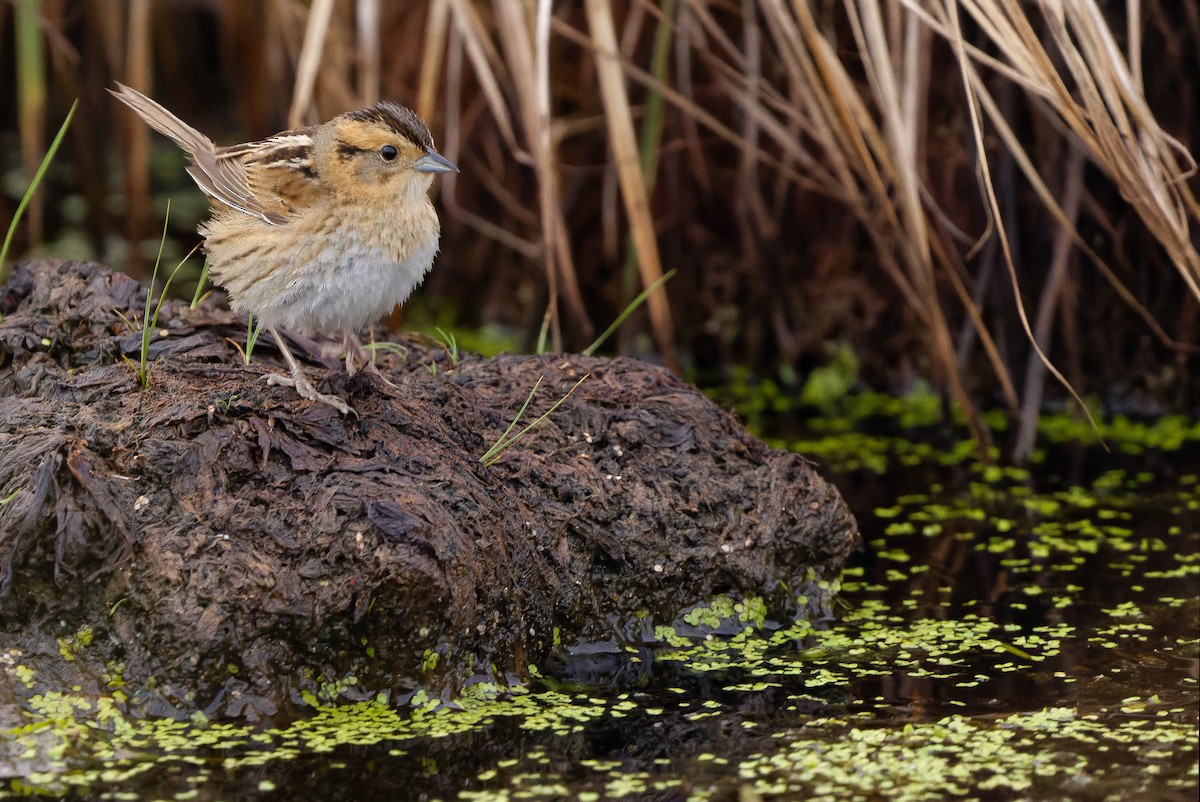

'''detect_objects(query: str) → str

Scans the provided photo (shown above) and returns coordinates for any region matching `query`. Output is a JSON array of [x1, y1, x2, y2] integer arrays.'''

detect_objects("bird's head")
[[315, 101, 457, 202]]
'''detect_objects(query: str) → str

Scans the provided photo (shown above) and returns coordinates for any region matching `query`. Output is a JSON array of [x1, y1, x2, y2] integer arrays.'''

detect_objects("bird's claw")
[[266, 372, 355, 416]]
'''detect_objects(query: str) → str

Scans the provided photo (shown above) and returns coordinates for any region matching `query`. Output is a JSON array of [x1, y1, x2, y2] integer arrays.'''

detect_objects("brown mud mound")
[[0, 260, 858, 719]]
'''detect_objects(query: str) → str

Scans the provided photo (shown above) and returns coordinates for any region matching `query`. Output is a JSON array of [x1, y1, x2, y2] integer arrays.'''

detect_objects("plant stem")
[[0, 100, 77, 278]]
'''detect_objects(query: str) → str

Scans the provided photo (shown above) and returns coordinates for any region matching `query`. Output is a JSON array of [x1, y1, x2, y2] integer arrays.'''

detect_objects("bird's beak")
[[414, 148, 458, 174]]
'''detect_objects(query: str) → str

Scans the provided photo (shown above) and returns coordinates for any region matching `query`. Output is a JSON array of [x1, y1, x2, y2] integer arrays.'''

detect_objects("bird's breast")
[[211, 198, 441, 335]]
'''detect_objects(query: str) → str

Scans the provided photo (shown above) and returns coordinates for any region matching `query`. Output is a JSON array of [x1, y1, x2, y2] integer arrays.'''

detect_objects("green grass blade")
[[139, 201, 173, 385], [480, 376, 543, 465], [583, 268, 677, 356], [536, 307, 552, 355], [136, 207, 199, 388], [0, 99, 78, 278], [244, 315, 263, 364], [434, 326, 460, 365], [480, 374, 589, 466], [190, 255, 211, 309]]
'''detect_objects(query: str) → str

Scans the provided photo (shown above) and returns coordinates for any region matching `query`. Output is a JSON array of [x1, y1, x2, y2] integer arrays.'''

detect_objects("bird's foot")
[[340, 331, 398, 388], [341, 331, 372, 377], [361, 359, 398, 389], [268, 326, 356, 416], [266, 371, 355, 416]]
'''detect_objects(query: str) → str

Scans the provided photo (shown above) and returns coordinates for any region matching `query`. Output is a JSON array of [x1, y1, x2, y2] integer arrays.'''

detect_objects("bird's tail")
[[109, 82, 215, 160]]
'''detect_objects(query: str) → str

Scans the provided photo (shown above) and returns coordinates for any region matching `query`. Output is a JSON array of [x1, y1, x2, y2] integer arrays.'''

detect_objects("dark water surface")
[[4, 396, 1198, 801]]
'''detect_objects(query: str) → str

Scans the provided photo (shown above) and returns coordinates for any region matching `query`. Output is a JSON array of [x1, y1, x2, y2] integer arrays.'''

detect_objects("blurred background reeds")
[[1, 0, 1197, 454]]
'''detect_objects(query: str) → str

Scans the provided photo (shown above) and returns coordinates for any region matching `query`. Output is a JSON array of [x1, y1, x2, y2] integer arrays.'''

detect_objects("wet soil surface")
[[0, 260, 858, 719]]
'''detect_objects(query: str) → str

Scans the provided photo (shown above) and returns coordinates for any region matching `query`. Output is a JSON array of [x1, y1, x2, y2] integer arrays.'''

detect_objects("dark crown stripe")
[[345, 101, 432, 149]]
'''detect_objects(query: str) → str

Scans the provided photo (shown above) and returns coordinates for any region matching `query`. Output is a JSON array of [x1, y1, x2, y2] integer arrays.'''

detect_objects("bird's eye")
[[380, 145, 398, 161]]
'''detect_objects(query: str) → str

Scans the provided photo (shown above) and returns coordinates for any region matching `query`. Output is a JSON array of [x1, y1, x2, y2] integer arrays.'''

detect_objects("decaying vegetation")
[[1, 1, 1196, 456], [0, 259, 860, 709]]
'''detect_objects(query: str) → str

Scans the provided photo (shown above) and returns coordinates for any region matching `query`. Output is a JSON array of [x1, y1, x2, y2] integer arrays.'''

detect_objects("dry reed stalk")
[[290, 0, 336, 127], [1050, 2, 1199, 295], [120, 0, 153, 278], [934, 0, 1094, 448], [440, 27, 538, 259], [6, 0, 1194, 426], [509, 0, 589, 349], [585, 0, 679, 372], [553, 2, 1000, 432], [678, 0, 1190, 444], [355, 0, 381, 104], [416, 0, 450, 120], [441, 0, 591, 349], [437, 15, 540, 260], [1014, 145, 1086, 462], [914, 0, 1197, 453], [551, 16, 820, 193], [15, 0, 46, 250], [441, 0, 520, 152], [673, 5, 713, 196], [823, 0, 990, 440], [965, 57, 1182, 352], [680, 0, 992, 433], [910, 0, 1198, 316], [615, 0, 675, 351]]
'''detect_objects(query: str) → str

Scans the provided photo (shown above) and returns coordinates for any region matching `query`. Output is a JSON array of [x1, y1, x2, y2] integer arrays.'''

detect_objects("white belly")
[[225, 222, 440, 336], [273, 235, 438, 334]]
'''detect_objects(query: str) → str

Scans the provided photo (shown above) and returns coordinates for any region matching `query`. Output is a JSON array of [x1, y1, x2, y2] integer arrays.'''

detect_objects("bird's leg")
[[342, 330, 371, 376], [266, 327, 354, 416], [343, 329, 397, 388]]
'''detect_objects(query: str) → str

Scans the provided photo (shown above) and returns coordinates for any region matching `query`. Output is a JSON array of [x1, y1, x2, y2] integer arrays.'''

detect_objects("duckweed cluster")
[[2, 389, 1196, 800], [712, 375, 1200, 473]]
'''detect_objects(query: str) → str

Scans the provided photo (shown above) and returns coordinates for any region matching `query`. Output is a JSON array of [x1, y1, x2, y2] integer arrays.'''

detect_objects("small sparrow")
[[110, 83, 457, 414]]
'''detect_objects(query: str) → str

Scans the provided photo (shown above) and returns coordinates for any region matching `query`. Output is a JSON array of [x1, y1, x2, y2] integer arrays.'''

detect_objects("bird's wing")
[[216, 130, 324, 223], [110, 83, 260, 221], [111, 83, 298, 226]]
